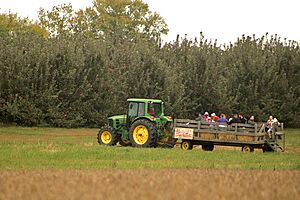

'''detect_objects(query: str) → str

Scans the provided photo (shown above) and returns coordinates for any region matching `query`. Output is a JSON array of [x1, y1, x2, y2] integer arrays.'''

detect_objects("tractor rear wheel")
[[181, 140, 193, 150], [97, 126, 118, 146], [129, 119, 157, 147]]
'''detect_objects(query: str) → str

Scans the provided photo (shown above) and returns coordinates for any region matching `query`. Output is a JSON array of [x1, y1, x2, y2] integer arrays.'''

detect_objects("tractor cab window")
[[147, 102, 162, 117], [128, 102, 145, 118]]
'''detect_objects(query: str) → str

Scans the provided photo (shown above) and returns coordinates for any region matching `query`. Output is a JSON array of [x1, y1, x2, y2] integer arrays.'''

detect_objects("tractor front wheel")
[[97, 126, 119, 146], [129, 119, 157, 147]]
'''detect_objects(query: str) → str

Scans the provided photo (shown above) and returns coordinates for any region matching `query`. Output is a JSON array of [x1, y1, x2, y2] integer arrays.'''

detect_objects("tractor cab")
[[127, 98, 164, 123]]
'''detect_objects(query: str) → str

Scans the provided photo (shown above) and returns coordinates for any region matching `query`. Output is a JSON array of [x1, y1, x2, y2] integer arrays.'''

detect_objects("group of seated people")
[[196, 112, 280, 138], [196, 112, 255, 125], [197, 112, 280, 130]]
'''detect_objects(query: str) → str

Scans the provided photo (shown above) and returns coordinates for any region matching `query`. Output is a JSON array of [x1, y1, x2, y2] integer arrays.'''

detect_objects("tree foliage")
[[0, 1, 299, 127], [38, 0, 168, 40], [0, 13, 48, 38]]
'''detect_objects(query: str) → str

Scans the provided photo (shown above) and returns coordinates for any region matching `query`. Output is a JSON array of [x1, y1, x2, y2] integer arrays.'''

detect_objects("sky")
[[0, 0, 299, 44]]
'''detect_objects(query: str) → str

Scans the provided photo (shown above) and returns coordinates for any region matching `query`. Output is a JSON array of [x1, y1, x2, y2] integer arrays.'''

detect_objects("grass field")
[[0, 126, 299, 170], [0, 126, 299, 200]]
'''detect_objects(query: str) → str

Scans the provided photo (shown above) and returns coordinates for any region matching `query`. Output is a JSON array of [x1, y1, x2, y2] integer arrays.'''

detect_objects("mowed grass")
[[0, 127, 299, 170]]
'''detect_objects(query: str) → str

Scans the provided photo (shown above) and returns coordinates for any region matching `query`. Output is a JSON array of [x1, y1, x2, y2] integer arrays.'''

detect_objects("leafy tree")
[[38, 0, 168, 40], [0, 13, 48, 38], [0, 3, 299, 127]]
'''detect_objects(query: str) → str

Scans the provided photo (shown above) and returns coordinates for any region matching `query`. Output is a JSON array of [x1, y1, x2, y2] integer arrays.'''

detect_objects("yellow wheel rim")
[[182, 142, 189, 150], [244, 146, 251, 152], [101, 131, 112, 144], [133, 125, 149, 145]]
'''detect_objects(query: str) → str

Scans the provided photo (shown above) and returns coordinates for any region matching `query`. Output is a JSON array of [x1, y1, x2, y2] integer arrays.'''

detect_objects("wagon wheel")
[[202, 144, 214, 151], [181, 140, 193, 150], [262, 144, 273, 152], [242, 145, 254, 153]]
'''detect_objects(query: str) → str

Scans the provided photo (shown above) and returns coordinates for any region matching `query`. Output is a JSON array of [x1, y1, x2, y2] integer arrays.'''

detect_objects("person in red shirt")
[[211, 113, 219, 122]]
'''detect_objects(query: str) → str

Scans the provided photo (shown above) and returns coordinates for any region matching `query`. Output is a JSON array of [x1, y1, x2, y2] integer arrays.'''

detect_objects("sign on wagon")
[[174, 128, 194, 139]]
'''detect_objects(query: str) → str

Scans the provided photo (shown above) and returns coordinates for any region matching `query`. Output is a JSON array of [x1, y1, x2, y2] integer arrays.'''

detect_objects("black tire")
[[202, 144, 214, 151], [262, 145, 273, 152], [118, 136, 132, 146], [97, 126, 119, 146], [242, 145, 254, 152], [181, 140, 193, 150], [129, 119, 157, 147]]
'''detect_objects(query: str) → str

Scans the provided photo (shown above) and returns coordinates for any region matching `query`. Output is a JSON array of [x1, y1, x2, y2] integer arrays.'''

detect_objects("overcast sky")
[[1, 0, 299, 44]]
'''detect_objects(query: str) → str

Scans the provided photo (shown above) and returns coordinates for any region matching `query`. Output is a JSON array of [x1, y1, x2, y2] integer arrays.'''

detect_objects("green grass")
[[0, 127, 299, 170], [284, 128, 300, 148]]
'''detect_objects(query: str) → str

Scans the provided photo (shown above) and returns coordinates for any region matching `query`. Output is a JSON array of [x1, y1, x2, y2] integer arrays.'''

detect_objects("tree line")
[[0, 0, 299, 127]]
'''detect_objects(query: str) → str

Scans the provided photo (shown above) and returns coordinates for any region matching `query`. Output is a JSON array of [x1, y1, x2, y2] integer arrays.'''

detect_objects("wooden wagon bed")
[[173, 119, 285, 152]]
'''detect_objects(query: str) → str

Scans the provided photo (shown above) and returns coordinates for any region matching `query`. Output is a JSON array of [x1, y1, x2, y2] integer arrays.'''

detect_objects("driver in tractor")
[[147, 102, 155, 115]]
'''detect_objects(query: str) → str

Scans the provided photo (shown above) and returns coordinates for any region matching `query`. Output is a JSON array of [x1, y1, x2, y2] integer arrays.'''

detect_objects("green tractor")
[[97, 98, 176, 148]]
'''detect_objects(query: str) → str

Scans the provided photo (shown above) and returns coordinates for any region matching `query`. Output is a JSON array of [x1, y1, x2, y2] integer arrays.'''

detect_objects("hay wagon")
[[173, 119, 285, 152]]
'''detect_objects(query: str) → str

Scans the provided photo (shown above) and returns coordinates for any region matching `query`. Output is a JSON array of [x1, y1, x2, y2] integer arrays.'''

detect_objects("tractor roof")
[[127, 98, 162, 103]]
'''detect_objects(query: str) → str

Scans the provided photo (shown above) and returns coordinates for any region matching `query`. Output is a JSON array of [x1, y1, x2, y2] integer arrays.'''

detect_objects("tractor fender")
[[131, 117, 154, 125], [164, 115, 173, 122]]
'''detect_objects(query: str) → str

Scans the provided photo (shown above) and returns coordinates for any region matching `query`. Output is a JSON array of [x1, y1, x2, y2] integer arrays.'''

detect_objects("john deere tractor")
[[97, 98, 176, 148]]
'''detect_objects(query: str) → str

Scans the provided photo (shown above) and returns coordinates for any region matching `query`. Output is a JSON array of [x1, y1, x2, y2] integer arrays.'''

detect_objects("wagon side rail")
[[174, 119, 259, 134]]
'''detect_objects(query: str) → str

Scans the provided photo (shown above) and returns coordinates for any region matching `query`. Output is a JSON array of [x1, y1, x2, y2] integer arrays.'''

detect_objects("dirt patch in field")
[[0, 169, 299, 200]]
